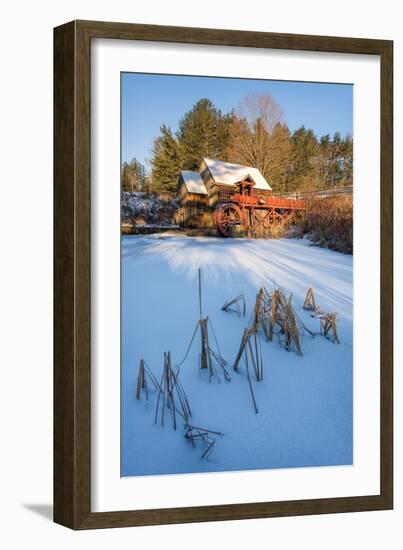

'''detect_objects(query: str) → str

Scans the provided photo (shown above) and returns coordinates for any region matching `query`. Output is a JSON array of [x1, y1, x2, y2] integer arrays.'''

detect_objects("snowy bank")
[[121, 192, 178, 232]]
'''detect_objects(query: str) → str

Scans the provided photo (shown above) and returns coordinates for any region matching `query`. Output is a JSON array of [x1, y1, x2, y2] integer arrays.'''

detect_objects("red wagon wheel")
[[215, 203, 243, 237]]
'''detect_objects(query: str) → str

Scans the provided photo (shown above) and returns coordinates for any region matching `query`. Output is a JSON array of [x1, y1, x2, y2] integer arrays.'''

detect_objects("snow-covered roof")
[[180, 170, 208, 195], [203, 157, 272, 191]]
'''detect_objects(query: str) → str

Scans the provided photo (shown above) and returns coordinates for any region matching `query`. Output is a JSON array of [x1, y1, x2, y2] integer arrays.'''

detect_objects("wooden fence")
[[273, 186, 353, 200]]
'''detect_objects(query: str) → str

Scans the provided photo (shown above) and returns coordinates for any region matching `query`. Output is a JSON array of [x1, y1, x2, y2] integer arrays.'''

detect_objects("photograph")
[[120, 72, 354, 477], [0, 0, 394, 536]]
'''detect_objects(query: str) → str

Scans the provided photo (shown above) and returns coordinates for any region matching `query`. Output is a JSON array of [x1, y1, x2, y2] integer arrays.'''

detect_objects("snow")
[[121, 192, 178, 226], [203, 157, 272, 191], [180, 170, 208, 195], [121, 235, 352, 477]]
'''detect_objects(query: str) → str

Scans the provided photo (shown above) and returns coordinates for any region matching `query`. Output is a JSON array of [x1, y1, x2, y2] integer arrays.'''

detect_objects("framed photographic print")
[[54, 20, 393, 529]]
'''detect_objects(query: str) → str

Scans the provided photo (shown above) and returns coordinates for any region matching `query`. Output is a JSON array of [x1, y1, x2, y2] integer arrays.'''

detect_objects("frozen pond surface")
[[121, 235, 353, 477]]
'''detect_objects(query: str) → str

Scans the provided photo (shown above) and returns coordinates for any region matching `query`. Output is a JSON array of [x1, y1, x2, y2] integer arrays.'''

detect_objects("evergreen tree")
[[340, 134, 353, 186], [330, 132, 343, 186], [317, 134, 332, 187], [121, 158, 147, 193], [149, 125, 182, 194], [177, 99, 233, 170], [317, 132, 352, 188], [289, 126, 319, 190]]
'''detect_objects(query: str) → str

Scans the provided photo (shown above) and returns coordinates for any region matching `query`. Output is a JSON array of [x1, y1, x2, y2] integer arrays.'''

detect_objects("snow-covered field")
[[121, 235, 353, 477]]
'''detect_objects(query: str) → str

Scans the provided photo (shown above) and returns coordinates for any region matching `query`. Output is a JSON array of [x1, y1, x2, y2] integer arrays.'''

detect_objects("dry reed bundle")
[[267, 288, 303, 354], [179, 316, 230, 382], [282, 293, 303, 354], [136, 354, 222, 459], [233, 327, 263, 382], [319, 313, 340, 343], [184, 424, 223, 459], [232, 326, 264, 414], [135, 358, 161, 401], [178, 268, 230, 382], [302, 287, 340, 344], [268, 289, 281, 341], [253, 286, 271, 341], [303, 287, 316, 311], [246, 286, 305, 353], [154, 351, 192, 430], [222, 294, 246, 317]]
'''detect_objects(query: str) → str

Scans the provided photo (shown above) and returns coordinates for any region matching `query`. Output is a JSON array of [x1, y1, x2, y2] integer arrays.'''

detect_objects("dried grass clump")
[[296, 196, 353, 253], [248, 223, 288, 240]]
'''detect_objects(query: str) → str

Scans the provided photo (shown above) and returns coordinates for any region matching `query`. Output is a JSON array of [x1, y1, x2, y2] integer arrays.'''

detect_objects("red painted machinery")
[[214, 181, 305, 237]]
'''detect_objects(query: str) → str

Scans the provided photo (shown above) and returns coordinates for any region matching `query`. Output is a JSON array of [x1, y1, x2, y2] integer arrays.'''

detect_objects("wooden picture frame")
[[54, 19, 393, 529]]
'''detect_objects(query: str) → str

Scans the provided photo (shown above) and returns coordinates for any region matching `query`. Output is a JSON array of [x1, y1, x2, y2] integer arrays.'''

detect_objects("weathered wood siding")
[[177, 181, 212, 229], [177, 177, 188, 206], [179, 196, 213, 228]]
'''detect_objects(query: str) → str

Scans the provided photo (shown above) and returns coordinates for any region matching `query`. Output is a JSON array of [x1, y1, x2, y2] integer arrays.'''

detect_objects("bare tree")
[[237, 93, 283, 134], [226, 94, 290, 190]]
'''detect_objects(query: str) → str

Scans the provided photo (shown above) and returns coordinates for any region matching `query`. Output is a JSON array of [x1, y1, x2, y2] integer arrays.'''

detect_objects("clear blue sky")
[[121, 72, 353, 171]]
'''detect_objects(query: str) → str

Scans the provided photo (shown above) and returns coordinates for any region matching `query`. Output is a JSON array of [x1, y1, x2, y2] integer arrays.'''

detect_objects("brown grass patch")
[[295, 195, 353, 254]]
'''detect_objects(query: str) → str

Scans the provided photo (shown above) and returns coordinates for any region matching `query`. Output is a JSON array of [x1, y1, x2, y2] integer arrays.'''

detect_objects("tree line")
[[122, 94, 352, 196]]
